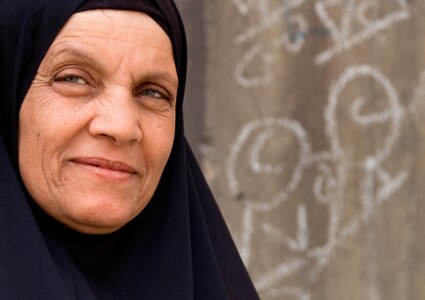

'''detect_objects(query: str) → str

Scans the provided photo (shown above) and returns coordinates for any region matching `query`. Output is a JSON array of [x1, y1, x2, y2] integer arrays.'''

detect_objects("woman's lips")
[[70, 157, 138, 181]]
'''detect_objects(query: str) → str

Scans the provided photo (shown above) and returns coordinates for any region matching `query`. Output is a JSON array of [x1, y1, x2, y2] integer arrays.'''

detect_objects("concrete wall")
[[176, 1, 424, 299]]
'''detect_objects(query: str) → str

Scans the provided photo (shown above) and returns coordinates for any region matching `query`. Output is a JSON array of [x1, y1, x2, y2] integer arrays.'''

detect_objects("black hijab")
[[0, 0, 259, 299]]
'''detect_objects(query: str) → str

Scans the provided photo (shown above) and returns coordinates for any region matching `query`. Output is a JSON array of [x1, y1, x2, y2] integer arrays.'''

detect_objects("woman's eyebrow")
[[46, 46, 179, 89], [140, 72, 179, 91], [46, 45, 103, 70]]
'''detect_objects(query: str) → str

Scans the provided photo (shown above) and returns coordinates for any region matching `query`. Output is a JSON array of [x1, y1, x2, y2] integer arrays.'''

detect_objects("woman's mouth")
[[70, 157, 138, 181]]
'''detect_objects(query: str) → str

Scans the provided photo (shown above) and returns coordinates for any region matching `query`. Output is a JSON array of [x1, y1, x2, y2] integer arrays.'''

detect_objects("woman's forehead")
[[40, 9, 178, 91], [59, 10, 170, 44]]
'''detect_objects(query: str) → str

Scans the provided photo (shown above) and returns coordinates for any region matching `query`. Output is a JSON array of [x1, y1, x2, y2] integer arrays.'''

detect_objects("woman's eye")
[[52, 73, 93, 97], [56, 75, 87, 84], [141, 89, 166, 99]]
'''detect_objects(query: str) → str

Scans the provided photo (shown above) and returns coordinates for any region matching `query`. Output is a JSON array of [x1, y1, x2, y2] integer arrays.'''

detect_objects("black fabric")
[[0, 0, 259, 299]]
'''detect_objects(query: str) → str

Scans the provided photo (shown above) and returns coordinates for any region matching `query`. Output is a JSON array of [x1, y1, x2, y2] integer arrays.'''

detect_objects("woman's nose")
[[88, 90, 142, 145]]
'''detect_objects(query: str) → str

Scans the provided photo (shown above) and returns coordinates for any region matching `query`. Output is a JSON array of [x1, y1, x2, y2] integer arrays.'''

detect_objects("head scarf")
[[0, 0, 259, 299]]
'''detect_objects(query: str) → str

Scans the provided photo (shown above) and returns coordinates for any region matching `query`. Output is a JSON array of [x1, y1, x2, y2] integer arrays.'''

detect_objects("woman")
[[0, 0, 259, 298]]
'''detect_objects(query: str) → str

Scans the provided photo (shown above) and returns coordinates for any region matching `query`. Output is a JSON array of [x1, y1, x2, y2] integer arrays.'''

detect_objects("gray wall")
[[176, 1, 424, 299]]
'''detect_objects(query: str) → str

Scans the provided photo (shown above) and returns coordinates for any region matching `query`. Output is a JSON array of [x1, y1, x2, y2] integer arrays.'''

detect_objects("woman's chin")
[[62, 216, 128, 234], [51, 202, 144, 234]]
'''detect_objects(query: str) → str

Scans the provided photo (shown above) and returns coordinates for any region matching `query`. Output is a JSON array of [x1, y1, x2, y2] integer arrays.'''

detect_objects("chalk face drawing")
[[233, 0, 411, 88], [227, 65, 412, 299]]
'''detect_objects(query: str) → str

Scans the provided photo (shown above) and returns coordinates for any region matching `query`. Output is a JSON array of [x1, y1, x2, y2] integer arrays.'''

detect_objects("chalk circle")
[[227, 117, 311, 211], [324, 65, 402, 170]]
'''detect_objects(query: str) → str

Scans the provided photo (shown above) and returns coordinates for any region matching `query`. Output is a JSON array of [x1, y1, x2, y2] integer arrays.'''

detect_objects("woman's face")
[[18, 10, 178, 234]]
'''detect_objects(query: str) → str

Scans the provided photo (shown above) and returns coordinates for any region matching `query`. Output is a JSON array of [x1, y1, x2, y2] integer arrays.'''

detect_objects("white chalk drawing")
[[234, 0, 308, 88], [234, 0, 307, 45], [230, 0, 255, 15], [314, 0, 410, 65], [234, 44, 275, 88], [232, 0, 411, 87], [227, 65, 412, 299]]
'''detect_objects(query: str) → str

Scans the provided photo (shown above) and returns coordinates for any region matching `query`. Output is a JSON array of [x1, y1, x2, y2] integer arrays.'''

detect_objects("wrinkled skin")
[[18, 10, 178, 234]]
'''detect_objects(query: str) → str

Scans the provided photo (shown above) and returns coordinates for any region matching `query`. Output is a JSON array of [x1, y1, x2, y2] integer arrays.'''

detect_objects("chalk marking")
[[324, 65, 403, 168], [227, 65, 410, 295], [249, 128, 285, 175], [273, 14, 309, 53], [227, 117, 311, 211], [255, 258, 307, 291], [231, 0, 255, 15], [313, 163, 337, 204], [240, 204, 255, 265], [314, 0, 410, 64], [261, 204, 309, 252], [234, 0, 306, 45], [234, 43, 274, 88]]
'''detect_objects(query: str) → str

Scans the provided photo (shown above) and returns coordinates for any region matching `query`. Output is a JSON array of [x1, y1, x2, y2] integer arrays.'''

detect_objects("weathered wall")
[[177, 1, 424, 299]]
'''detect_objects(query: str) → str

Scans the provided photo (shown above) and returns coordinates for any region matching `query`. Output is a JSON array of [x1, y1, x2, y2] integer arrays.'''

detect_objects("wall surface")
[[176, 1, 424, 299]]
